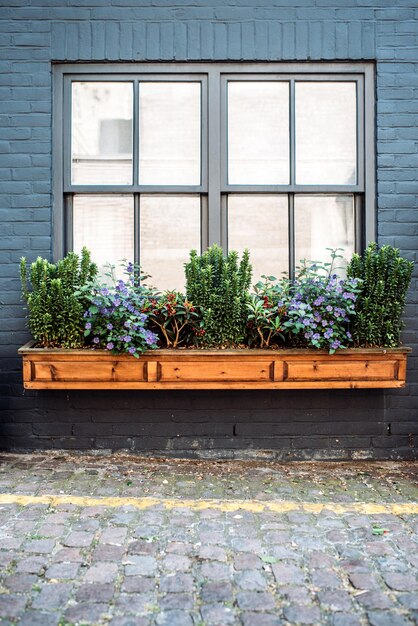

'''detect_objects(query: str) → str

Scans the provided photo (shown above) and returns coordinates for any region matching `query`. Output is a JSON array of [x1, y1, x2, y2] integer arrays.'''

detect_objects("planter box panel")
[[19, 344, 410, 390], [31, 359, 146, 383], [158, 359, 273, 383], [286, 359, 399, 382]]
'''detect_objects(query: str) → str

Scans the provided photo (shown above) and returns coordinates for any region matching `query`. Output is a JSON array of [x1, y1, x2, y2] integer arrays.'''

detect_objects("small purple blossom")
[[107, 323, 113, 330], [85, 322, 91, 329], [106, 342, 114, 350], [128, 346, 136, 354], [93, 336, 100, 344]]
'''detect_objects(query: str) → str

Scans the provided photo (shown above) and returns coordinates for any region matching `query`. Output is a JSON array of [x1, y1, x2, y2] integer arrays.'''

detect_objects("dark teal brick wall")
[[1, 1, 417, 459]]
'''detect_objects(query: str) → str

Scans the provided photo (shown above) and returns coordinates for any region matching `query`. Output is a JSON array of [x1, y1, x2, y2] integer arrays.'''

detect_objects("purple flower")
[[85, 322, 91, 330], [128, 346, 136, 354], [124, 335, 132, 343], [324, 329, 333, 339], [326, 305, 333, 313], [106, 342, 114, 350], [101, 288, 109, 296], [113, 298, 121, 307], [124, 321, 131, 328], [313, 296, 325, 306], [107, 323, 113, 330], [145, 330, 158, 346], [93, 337, 100, 344], [126, 262, 133, 273], [346, 331, 352, 339], [331, 339, 341, 350], [312, 333, 320, 340]]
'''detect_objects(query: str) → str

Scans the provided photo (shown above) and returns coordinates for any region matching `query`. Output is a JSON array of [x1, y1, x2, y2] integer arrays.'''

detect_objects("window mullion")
[[133, 80, 139, 187], [134, 193, 140, 265], [208, 68, 222, 248], [289, 79, 296, 187], [288, 193, 295, 280]]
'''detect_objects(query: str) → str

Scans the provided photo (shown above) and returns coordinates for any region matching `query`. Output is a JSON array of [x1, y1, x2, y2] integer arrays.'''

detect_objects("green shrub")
[[347, 243, 413, 347], [20, 248, 97, 348], [185, 245, 252, 347]]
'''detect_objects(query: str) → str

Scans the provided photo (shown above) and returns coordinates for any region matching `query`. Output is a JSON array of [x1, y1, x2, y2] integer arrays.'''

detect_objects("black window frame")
[[53, 62, 376, 278]]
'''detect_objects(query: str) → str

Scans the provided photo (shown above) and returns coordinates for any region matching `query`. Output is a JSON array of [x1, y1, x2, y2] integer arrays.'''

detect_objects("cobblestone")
[[0, 453, 416, 625]]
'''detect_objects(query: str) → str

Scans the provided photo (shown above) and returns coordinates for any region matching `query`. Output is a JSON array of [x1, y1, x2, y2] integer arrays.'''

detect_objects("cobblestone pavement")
[[0, 454, 417, 626]]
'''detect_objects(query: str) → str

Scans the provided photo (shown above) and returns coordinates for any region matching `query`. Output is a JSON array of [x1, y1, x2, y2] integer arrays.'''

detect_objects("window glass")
[[73, 195, 134, 275], [72, 82, 133, 185], [228, 81, 289, 185], [228, 194, 289, 283], [295, 195, 354, 268], [139, 82, 201, 185], [295, 82, 357, 185], [140, 195, 201, 291]]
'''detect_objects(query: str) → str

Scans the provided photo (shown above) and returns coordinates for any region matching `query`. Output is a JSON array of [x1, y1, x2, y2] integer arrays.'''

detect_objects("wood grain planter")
[[19, 342, 410, 390]]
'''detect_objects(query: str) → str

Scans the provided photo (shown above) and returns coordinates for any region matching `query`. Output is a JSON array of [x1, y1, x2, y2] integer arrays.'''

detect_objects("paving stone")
[[31, 583, 73, 609], [128, 540, 158, 556], [37, 524, 65, 538], [235, 569, 268, 590], [198, 545, 227, 561], [64, 531, 95, 547], [15, 556, 47, 574], [84, 562, 119, 584], [331, 614, 362, 626], [311, 568, 341, 588], [317, 589, 353, 611], [92, 544, 125, 561], [349, 572, 380, 590], [200, 603, 236, 625], [3, 573, 37, 592], [283, 604, 322, 624], [52, 547, 83, 562], [237, 591, 276, 611], [155, 610, 194, 626], [76, 582, 115, 602], [165, 541, 193, 555], [272, 562, 306, 585], [16, 612, 60, 626], [200, 561, 231, 581], [160, 573, 194, 593], [114, 593, 158, 614], [161, 554, 191, 572], [355, 591, 394, 610], [234, 553, 262, 570], [109, 617, 150, 626], [0, 595, 27, 619], [241, 613, 283, 626], [122, 576, 156, 593], [45, 562, 79, 579], [201, 581, 233, 603], [398, 593, 418, 610], [367, 612, 413, 626], [64, 602, 109, 623], [383, 573, 418, 591], [124, 555, 158, 576], [160, 592, 194, 609], [279, 584, 313, 605], [100, 526, 128, 545]]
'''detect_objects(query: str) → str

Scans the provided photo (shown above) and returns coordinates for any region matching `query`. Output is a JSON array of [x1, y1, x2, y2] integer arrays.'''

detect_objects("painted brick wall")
[[1, 1, 417, 459]]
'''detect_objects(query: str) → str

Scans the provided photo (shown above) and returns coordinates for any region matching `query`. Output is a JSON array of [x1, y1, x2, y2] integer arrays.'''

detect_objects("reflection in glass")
[[139, 83, 201, 185], [72, 83, 133, 185], [73, 195, 134, 276], [228, 195, 289, 283], [228, 82, 289, 185], [295, 195, 354, 270], [140, 195, 200, 290], [295, 82, 357, 185]]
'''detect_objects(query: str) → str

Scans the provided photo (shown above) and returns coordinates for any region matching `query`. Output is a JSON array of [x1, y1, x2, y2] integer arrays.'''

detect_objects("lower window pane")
[[140, 195, 201, 291], [295, 195, 354, 269], [73, 195, 134, 274], [228, 194, 289, 284]]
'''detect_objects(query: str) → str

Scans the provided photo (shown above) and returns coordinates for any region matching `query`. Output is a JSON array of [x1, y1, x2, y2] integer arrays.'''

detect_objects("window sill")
[[19, 343, 411, 390]]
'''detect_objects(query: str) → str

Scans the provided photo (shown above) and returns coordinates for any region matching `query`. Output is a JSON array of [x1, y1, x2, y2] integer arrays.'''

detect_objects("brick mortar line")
[[0, 494, 417, 515]]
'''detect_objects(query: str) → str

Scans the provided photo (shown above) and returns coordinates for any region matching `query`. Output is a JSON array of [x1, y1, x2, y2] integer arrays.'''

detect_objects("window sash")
[[53, 62, 375, 270]]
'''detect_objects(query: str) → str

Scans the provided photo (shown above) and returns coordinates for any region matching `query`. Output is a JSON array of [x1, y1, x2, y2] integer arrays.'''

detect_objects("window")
[[54, 63, 375, 288]]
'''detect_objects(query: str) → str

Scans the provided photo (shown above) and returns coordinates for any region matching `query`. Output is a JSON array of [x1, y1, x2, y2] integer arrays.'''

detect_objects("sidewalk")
[[0, 453, 417, 625]]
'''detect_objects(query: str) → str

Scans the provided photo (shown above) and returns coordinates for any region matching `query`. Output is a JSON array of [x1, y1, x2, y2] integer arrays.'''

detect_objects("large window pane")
[[140, 195, 200, 291], [295, 82, 357, 185], [228, 82, 289, 185], [139, 83, 201, 185], [73, 195, 134, 275], [228, 195, 289, 283], [295, 195, 354, 269], [72, 83, 133, 185]]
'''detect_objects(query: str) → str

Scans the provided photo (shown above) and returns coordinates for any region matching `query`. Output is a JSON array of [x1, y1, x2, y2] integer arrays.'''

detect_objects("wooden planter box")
[[19, 342, 410, 390]]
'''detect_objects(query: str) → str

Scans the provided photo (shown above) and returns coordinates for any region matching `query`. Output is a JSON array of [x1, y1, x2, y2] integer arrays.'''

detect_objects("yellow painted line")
[[0, 494, 417, 515]]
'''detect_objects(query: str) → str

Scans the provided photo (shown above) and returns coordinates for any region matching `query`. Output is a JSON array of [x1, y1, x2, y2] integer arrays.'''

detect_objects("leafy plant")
[[20, 248, 97, 348], [81, 262, 158, 357], [145, 291, 201, 348], [246, 276, 289, 348], [347, 243, 413, 347], [185, 245, 252, 347]]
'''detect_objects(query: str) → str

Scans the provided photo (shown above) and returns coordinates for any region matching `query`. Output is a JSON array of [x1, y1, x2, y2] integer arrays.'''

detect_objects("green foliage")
[[347, 242, 413, 347], [246, 276, 289, 348], [20, 248, 97, 348], [185, 245, 252, 347], [146, 291, 201, 348]]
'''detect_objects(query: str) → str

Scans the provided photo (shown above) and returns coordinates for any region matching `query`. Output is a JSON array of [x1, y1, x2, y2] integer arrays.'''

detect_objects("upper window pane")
[[139, 82, 201, 185], [228, 81, 289, 185], [71, 82, 133, 185], [295, 82, 357, 185]]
